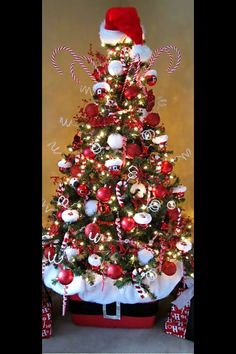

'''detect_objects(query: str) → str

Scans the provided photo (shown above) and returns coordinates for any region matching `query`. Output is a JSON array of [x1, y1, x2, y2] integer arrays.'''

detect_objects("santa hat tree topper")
[[99, 7, 152, 62]]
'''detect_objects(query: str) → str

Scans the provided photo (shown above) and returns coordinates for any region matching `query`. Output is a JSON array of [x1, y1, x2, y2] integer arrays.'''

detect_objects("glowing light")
[[80, 242, 84, 246], [86, 124, 91, 129], [137, 94, 142, 99], [54, 221, 59, 225], [99, 245, 104, 250]]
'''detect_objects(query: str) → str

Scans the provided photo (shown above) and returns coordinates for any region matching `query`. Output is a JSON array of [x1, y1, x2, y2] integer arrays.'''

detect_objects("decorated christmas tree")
[[42, 7, 194, 318]]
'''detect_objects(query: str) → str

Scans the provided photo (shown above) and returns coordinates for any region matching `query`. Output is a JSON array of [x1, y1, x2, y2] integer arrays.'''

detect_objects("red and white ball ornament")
[[134, 212, 152, 225], [84, 200, 98, 216], [58, 159, 72, 173], [161, 161, 173, 174], [88, 254, 102, 268], [93, 82, 110, 99], [85, 223, 100, 237], [107, 133, 123, 150], [121, 217, 136, 232], [96, 186, 112, 203], [106, 264, 123, 279], [176, 239, 192, 253], [61, 209, 80, 223], [57, 268, 74, 285], [85, 103, 99, 118], [76, 184, 89, 197], [144, 113, 160, 127], [152, 135, 168, 150], [144, 69, 157, 86], [108, 60, 124, 76], [105, 158, 123, 176], [172, 185, 187, 199], [44, 246, 56, 261], [83, 146, 96, 159]]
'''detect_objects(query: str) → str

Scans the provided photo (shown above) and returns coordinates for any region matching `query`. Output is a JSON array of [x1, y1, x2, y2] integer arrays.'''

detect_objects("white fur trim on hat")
[[130, 44, 152, 62], [172, 185, 187, 193], [152, 135, 168, 145], [58, 160, 72, 168], [105, 158, 123, 168], [93, 82, 110, 93], [99, 21, 126, 45], [145, 69, 157, 77]]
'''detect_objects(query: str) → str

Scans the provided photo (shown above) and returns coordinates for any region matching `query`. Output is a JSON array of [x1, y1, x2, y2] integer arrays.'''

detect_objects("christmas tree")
[[43, 7, 194, 313]]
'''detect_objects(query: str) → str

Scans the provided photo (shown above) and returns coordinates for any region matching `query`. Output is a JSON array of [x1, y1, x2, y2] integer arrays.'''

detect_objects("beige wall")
[[42, 0, 194, 225]]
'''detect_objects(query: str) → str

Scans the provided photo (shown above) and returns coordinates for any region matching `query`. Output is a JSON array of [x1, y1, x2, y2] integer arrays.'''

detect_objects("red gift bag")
[[42, 284, 52, 339]]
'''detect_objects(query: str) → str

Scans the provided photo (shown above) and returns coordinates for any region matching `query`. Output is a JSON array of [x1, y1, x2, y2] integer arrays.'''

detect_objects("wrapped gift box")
[[42, 284, 52, 339], [69, 295, 158, 328]]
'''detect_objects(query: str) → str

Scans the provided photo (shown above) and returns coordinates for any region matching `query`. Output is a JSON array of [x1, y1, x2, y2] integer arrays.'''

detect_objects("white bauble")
[[107, 133, 123, 150], [130, 183, 147, 198], [176, 240, 192, 253], [85, 200, 98, 216], [134, 212, 152, 225], [64, 247, 78, 261], [61, 209, 80, 223], [108, 60, 123, 76], [88, 254, 102, 267], [138, 249, 154, 265]]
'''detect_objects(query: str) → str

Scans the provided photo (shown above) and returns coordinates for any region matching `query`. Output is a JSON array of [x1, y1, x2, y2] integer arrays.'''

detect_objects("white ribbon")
[[171, 276, 194, 309]]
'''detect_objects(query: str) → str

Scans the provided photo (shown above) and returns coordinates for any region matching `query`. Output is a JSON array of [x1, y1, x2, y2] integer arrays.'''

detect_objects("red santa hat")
[[99, 7, 152, 62]]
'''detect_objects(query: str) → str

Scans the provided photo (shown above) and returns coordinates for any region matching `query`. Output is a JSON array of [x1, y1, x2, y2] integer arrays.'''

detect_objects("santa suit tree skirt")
[[42, 6, 194, 329]]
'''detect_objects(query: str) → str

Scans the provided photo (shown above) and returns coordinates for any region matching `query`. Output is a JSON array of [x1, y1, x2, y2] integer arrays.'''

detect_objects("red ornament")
[[146, 74, 157, 86], [167, 208, 179, 221], [72, 133, 81, 150], [49, 224, 60, 236], [161, 222, 169, 231], [96, 186, 112, 203], [161, 161, 173, 174], [85, 223, 100, 237], [145, 113, 160, 127], [92, 66, 106, 81], [85, 103, 99, 118], [121, 217, 136, 232], [70, 165, 81, 177], [124, 85, 140, 100], [57, 269, 74, 285], [126, 144, 142, 159], [106, 264, 123, 279], [83, 146, 96, 159], [76, 184, 89, 197], [152, 184, 169, 199], [146, 90, 155, 112], [44, 246, 55, 260], [162, 261, 177, 276]]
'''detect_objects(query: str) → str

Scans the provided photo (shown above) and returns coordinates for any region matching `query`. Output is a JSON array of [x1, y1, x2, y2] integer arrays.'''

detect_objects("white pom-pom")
[[107, 133, 123, 150], [108, 60, 123, 76], [85, 200, 98, 216], [99, 21, 126, 45], [130, 44, 152, 62], [138, 249, 154, 265]]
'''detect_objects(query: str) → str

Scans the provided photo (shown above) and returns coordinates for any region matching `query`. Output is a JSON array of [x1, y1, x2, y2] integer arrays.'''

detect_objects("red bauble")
[[124, 85, 140, 100], [92, 66, 106, 81], [106, 264, 123, 279], [167, 208, 179, 221], [44, 246, 55, 260], [162, 261, 177, 276], [70, 165, 81, 177], [76, 184, 89, 197], [145, 113, 160, 127], [49, 224, 60, 236], [72, 133, 81, 149], [121, 217, 136, 232], [161, 161, 173, 174], [83, 147, 96, 159], [57, 269, 74, 285], [96, 187, 112, 203], [152, 184, 168, 199], [85, 223, 100, 237], [126, 144, 142, 159], [56, 210, 63, 220], [85, 103, 98, 118], [146, 90, 155, 112]]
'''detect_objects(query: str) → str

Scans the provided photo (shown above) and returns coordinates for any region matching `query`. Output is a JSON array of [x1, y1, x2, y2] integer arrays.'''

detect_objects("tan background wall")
[[42, 0, 194, 225]]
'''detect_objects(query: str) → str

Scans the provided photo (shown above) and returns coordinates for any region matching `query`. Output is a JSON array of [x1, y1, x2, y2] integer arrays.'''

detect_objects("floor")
[[43, 293, 194, 354]]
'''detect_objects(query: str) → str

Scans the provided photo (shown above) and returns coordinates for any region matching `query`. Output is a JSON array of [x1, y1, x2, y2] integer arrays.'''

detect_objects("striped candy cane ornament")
[[132, 268, 147, 299], [145, 45, 181, 74], [175, 208, 182, 235], [120, 47, 130, 73], [115, 213, 123, 241], [115, 180, 128, 207], [70, 56, 97, 84], [62, 285, 68, 316]]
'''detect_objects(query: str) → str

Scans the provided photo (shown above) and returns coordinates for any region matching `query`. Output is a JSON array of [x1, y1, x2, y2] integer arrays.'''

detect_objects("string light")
[[80, 242, 84, 246], [137, 94, 142, 99], [86, 124, 91, 129], [141, 205, 147, 210], [99, 245, 104, 250], [68, 147, 73, 152], [77, 203, 82, 209], [54, 221, 59, 225], [170, 175, 174, 179]]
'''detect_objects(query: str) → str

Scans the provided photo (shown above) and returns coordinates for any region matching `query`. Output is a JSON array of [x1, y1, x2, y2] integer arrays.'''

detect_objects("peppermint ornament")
[[105, 158, 122, 176], [138, 249, 154, 265], [134, 212, 152, 225], [61, 209, 80, 223], [176, 239, 192, 253]]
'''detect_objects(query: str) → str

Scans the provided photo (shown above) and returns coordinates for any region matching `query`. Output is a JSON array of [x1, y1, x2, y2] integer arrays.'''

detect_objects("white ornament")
[[138, 249, 154, 265], [57, 159, 72, 169], [138, 108, 148, 122], [152, 135, 168, 145], [64, 247, 78, 261], [61, 209, 80, 223], [134, 212, 152, 225], [130, 183, 147, 198], [172, 185, 187, 194], [91, 143, 103, 154], [69, 177, 79, 189], [105, 158, 123, 168], [107, 133, 123, 150], [147, 199, 161, 212], [85, 200, 98, 216], [88, 254, 102, 267], [57, 195, 69, 207], [108, 60, 123, 76], [167, 200, 176, 210], [129, 44, 152, 63], [141, 129, 155, 140], [176, 240, 192, 253]]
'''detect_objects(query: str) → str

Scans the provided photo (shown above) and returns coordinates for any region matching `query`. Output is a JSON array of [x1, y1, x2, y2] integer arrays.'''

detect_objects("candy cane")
[[133, 55, 141, 81], [132, 268, 146, 299], [120, 54, 141, 97], [70, 56, 97, 84], [115, 214, 122, 241], [175, 208, 182, 234], [62, 285, 68, 316], [59, 232, 70, 257], [122, 136, 127, 166], [120, 47, 130, 73], [51, 46, 97, 83], [115, 181, 128, 207], [145, 45, 181, 74]]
